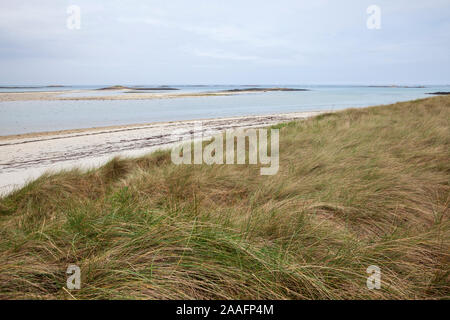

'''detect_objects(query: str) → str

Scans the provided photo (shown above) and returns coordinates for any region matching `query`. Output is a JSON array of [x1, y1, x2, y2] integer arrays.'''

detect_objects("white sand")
[[0, 111, 326, 195], [0, 88, 293, 101]]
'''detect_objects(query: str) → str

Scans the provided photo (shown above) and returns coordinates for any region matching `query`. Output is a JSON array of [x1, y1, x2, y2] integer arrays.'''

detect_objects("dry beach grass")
[[0, 96, 449, 299]]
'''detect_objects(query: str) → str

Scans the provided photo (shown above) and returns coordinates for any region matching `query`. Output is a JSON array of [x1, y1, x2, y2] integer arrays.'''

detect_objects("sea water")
[[0, 85, 447, 136]]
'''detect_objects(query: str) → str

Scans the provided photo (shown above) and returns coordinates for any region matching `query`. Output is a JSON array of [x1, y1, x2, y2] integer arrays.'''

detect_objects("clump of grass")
[[0, 96, 449, 299]]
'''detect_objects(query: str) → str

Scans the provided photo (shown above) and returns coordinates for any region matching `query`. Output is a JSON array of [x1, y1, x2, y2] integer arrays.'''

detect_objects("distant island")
[[367, 85, 426, 88], [98, 85, 179, 91], [0, 85, 65, 89], [426, 92, 450, 95], [222, 87, 309, 93]]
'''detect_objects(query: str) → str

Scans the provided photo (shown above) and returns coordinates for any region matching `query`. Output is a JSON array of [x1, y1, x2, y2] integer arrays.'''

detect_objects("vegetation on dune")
[[0, 96, 449, 299]]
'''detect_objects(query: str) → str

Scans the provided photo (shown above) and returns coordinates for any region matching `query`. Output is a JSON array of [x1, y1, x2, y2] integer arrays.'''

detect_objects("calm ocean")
[[0, 85, 447, 136]]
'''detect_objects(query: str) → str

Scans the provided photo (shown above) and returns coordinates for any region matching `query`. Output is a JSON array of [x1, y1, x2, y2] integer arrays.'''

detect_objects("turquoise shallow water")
[[0, 85, 447, 136]]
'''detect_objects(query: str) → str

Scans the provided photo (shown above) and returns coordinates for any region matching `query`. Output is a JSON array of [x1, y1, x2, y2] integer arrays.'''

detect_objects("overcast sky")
[[0, 0, 449, 85]]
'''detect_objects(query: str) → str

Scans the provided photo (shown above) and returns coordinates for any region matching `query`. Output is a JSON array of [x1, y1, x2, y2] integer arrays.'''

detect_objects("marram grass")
[[0, 96, 449, 299]]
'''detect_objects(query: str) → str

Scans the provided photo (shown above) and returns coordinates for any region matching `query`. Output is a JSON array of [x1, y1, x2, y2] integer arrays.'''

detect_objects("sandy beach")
[[0, 88, 304, 102], [0, 111, 325, 195]]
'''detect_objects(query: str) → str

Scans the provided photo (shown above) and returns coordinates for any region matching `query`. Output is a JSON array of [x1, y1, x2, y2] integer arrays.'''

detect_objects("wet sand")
[[0, 111, 326, 195]]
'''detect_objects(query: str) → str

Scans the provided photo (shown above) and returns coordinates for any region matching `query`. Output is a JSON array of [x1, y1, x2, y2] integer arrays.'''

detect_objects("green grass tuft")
[[0, 96, 449, 299]]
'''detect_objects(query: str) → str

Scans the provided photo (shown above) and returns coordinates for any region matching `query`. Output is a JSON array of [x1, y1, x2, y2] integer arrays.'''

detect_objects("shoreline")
[[3, 95, 441, 196], [0, 87, 308, 102], [0, 111, 323, 141], [0, 111, 326, 195]]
